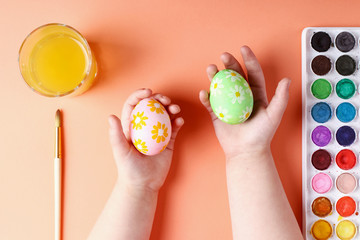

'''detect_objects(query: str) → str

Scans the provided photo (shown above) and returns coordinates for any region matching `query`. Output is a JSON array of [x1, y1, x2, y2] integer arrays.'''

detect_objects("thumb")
[[266, 78, 290, 127], [108, 115, 131, 160]]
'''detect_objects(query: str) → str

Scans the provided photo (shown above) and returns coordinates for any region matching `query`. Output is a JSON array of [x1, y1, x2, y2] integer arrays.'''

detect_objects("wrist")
[[225, 147, 272, 166], [115, 180, 159, 202]]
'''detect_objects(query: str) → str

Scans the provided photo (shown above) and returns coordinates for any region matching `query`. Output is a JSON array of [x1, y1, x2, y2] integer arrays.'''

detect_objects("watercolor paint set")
[[302, 27, 360, 240]]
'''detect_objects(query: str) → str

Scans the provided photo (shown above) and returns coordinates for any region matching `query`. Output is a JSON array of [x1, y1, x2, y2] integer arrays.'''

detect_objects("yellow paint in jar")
[[311, 220, 332, 240], [19, 23, 97, 97], [336, 220, 356, 240]]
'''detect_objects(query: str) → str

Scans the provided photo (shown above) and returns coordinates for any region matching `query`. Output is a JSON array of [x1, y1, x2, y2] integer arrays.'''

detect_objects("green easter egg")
[[209, 69, 254, 124]]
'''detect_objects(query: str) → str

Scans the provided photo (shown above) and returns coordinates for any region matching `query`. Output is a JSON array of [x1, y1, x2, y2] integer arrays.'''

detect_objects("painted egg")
[[130, 98, 172, 155], [209, 69, 254, 124]]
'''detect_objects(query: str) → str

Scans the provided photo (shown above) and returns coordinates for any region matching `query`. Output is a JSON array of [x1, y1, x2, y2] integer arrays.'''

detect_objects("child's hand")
[[199, 46, 290, 160], [108, 89, 184, 194]]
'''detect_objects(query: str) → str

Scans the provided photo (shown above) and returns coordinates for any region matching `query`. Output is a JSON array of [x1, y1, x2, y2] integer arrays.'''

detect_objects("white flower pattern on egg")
[[215, 106, 230, 122], [245, 85, 252, 96], [210, 77, 224, 96], [225, 70, 241, 82], [228, 85, 245, 104], [209, 69, 253, 124], [238, 106, 252, 122]]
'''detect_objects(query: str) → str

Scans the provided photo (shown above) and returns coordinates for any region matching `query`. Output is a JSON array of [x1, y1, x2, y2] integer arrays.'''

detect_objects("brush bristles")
[[55, 109, 61, 127]]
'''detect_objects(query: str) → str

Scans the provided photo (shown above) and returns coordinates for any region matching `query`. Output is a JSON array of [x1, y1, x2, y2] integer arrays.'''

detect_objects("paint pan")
[[336, 55, 356, 76], [312, 56, 332, 75], [336, 102, 356, 123], [311, 125, 332, 147], [336, 173, 357, 194], [311, 149, 332, 170], [311, 102, 332, 123], [311, 79, 332, 99], [336, 149, 357, 170], [336, 79, 356, 99], [336, 196, 356, 217], [336, 32, 356, 52], [312, 197, 333, 217], [336, 220, 357, 240], [312, 172, 333, 194], [311, 219, 333, 240]]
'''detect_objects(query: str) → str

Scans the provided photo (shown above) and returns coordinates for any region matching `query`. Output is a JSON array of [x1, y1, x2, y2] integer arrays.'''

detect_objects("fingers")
[[121, 88, 181, 142], [167, 104, 181, 120], [199, 90, 218, 121], [206, 47, 268, 107], [168, 104, 180, 114], [266, 78, 291, 127], [206, 64, 219, 82], [108, 115, 131, 160], [207, 52, 247, 82], [121, 88, 152, 140], [152, 93, 171, 106], [166, 117, 185, 150], [240, 46, 268, 106], [151, 95, 183, 150], [152, 93, 181, 121], [220, 52, 246, 77]]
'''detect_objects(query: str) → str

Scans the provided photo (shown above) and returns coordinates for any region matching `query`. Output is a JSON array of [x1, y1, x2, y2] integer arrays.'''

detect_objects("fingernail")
[[221, 53, 230, 63], [240, 46, 247, 54], [108, 116, 116, 128], [287, 79, 291, 89], [143, 88, 152, 94], [163, 96, 170, 102]]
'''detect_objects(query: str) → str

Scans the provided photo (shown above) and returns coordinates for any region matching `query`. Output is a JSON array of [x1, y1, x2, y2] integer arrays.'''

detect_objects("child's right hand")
[[108, 89, 184, 195], [199, 46, 291, 161]]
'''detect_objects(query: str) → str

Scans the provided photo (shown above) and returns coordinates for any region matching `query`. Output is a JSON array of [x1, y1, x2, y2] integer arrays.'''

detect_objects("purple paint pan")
[[311, 125, 332, 147]]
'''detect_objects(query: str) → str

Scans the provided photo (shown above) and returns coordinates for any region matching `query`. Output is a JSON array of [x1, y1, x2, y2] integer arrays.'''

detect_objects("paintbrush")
[[55, 109, 62, 240]]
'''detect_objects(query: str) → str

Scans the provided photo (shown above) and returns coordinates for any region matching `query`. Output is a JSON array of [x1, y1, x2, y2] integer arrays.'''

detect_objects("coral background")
[[2, 0, 360, 239]]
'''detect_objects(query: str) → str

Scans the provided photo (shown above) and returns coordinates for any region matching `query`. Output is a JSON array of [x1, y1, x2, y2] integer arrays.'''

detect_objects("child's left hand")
[[199, 46, 290, 161], [108, 88, 184, 195]]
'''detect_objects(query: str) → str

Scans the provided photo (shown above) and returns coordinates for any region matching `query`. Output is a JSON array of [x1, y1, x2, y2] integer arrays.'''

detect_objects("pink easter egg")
[[130, 98, 172, 155]]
